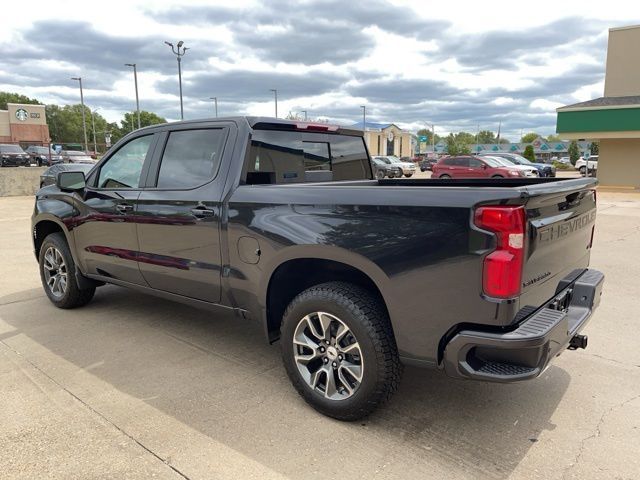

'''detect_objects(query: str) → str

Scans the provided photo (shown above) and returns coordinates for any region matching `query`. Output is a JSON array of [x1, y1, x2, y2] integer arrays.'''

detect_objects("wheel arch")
[[33, 215, 79, 266], [260, 246, 394, 343]]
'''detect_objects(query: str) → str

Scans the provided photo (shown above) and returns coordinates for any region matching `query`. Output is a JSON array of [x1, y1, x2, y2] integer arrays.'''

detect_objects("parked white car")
[[575, 155, 598, 175], [373, 155, 416, 178], [557, 156, 572, 165], [484, 156, 538, 177]]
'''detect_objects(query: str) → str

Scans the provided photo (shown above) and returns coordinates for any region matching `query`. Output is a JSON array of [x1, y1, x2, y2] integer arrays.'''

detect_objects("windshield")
[[0, 145, 25, 153], [66, 151, 87, 156], [508, 154, 533, 165], [375, 157, 392, 164], [481, 157, 503, 168], [387, 156, 401, 163], [31, 147, 50, 154], [487, 157, 515, 167]]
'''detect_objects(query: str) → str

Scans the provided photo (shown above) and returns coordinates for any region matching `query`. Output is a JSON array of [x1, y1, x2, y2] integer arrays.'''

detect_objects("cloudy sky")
[[2, 0, 639, 140]]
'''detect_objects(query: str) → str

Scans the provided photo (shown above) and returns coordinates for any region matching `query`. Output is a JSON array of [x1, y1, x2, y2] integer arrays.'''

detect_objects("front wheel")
[[439, 174, 451, 179], [375, 170, 385, 180], [404, 174, 413, 178], [281, 282, 402, 421], [39, 232, 95, 309], [491, 175, 504, 178], [579, 166, 586, 175]]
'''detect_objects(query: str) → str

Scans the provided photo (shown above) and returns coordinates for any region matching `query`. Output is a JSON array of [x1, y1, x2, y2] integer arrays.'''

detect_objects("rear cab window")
[[243, 129, 371, 184]]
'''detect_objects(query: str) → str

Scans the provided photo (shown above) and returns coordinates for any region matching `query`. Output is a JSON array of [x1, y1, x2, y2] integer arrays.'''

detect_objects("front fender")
[[32, 196, 81, 268]]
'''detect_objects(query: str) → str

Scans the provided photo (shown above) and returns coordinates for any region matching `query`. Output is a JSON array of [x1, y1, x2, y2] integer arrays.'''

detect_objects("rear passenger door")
[[135, 123, 235, 303]]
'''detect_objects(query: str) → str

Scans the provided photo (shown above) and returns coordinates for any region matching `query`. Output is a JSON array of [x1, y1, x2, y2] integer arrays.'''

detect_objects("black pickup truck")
[[32, 117, 604, 420]]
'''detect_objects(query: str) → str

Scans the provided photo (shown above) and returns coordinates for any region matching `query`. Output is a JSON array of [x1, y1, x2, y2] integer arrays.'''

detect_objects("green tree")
[[446, 134, 471, 156], [590, 142, 599, 155], [568, 140, 580, 166], [523, 145, 536, 162], [521, 132, 541, 143], [0, 91, 41, 109], [476, 130, 496, 144], [547, 134, 562, 142], [115, 111, 167, 140]]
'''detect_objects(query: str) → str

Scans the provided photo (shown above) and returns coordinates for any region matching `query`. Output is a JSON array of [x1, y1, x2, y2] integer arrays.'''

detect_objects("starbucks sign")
[[15, 108, 29, 121]]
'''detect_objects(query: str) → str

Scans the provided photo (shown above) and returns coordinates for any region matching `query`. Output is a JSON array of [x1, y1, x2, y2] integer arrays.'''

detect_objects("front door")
[[136, 126, 229, 303], [73, 134, 156, 284]]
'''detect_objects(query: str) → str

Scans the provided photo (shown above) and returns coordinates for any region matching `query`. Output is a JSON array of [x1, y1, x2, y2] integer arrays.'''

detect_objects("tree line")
[[1, 91, 166, 148]]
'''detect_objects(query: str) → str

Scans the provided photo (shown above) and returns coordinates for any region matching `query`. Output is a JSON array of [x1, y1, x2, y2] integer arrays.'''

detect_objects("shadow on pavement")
[[0, 285, 570, 479]]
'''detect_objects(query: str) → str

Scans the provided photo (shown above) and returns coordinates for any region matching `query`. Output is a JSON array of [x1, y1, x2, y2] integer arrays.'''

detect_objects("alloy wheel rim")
[[43, 246, 68, 298], [293, 312, 363, 400]]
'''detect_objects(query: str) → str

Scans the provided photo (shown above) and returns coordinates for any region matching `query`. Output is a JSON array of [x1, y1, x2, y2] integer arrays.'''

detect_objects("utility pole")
[[360, 105, 366, 131], [71, 77, 88, 152], [91, 108, 99, 154], [164, 41, 189, 120], [432, 124, 435, 154], [209, 97, 218, 117], [301, 110, 307, 121], [270, 89, 278, 117], [124, 63, 141, 129]]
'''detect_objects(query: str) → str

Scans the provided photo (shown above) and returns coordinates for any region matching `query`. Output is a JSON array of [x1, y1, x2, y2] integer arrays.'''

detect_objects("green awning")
[[557, 108, 640, 133]]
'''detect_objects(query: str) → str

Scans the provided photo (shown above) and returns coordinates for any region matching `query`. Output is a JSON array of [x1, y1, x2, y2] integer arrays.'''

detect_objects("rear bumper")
[[442, 269, 604, 383]]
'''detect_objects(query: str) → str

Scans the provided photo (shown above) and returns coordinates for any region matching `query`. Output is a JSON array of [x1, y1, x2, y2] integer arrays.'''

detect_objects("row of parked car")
[[0, 144, 95, 167], [371, 155, 417, 178], [411, 152, 556, 179]]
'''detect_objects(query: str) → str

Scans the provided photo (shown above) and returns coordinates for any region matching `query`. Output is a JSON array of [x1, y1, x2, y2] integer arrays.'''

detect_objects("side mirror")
[[57, 171, 86, 192]]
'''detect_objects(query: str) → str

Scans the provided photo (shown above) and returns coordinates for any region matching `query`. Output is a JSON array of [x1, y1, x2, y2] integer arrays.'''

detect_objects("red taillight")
[[474, 205, 526, 298]]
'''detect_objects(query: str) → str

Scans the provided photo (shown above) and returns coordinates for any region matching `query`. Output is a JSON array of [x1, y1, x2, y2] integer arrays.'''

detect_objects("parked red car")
[[432, 155, 525, 179]]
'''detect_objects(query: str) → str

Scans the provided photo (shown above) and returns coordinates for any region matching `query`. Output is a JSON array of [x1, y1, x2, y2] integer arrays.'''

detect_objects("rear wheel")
[[39, 232, 95, 309], [579, 166, 586, 175], [439, 174, 451, 179], [404, 174, 413, 178], [375, 169, 385, 180], [281, 282, 402, 421], [491, 175, 504, 178]]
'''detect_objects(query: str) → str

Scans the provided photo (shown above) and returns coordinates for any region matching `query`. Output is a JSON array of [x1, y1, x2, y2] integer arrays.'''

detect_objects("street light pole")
[[124, 63, 141, 129], [71, 77, 88, 152], [91, 108, 100, 154], [270, 89, 278, 117], [209, 97, 218, 117], [301, 110, 307, 121], [360, 105, 366, 131], [164, 41, 189, 120]]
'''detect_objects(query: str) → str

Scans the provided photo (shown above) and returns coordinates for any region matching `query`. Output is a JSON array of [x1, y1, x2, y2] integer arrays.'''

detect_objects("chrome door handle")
[[191, 207, 215, 218]]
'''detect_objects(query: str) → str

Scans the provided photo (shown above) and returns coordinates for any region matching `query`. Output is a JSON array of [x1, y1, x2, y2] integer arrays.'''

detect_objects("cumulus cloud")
[[1, 0, 635, 138]]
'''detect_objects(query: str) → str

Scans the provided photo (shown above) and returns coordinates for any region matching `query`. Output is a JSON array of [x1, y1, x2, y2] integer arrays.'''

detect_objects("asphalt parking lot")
[[1, 190, 639, 480]]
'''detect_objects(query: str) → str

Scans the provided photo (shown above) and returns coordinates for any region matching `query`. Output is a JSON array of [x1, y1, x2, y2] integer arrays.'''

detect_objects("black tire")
[[439, 174, 451, 179], [375, 170, 385, 180], [404, 174, 413, 178], [38, 232, 95, 309], [491, 175, 504, 178], [579, 166, 586, 175], [281, 282, 402, 421]]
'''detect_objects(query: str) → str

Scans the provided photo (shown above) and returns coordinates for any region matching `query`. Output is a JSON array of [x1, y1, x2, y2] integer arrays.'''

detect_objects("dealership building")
[[0, 103, 50, 145], [356, 122, 413, 157], [556, 25, 640, 188]]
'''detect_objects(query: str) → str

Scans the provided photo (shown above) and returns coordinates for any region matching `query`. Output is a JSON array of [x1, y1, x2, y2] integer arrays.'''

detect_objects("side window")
[[97, 135, 153, 189], [455, 158, 470, 167], [156, 129, 225, 189], [469, 158, 482, 168]]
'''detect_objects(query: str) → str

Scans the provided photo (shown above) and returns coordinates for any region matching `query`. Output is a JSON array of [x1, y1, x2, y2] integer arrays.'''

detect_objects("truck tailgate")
[[519, 179, 598, 309]]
